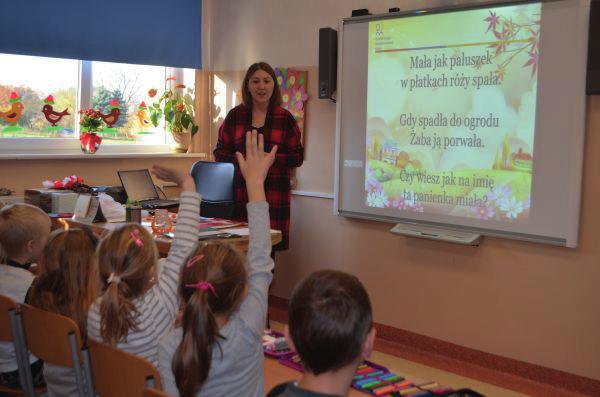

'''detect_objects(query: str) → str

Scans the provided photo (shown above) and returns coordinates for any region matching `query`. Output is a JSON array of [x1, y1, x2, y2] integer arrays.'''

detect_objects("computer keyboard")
[[141, 199, 179, 209]]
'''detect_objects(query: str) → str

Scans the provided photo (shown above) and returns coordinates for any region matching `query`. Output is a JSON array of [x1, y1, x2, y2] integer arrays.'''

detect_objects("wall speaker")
[[319, 27, 337, 99]]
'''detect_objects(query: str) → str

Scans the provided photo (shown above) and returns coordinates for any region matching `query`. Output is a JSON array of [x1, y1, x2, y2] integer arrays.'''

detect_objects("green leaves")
[[150, 110, 161, 128], [147, 87, 198, 136]]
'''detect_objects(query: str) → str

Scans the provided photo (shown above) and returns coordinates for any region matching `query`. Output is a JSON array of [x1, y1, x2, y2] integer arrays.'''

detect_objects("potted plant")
[[79, 109, 103, 154], [148, 76, 198, 153]]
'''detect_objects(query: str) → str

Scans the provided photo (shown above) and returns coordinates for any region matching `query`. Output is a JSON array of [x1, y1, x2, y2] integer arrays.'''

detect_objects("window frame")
[[0, 58, 189, 155]]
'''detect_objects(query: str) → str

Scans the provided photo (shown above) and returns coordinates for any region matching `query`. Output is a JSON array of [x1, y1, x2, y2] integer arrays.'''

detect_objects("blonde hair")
[[0, 203, 50, 260], [173, 242, 247, 397], [29, 228, 98, 341], [96, 224, 157, 345]]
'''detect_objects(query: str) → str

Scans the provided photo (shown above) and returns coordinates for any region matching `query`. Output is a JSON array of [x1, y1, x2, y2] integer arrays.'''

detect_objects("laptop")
[[117, 169, 179, 209]]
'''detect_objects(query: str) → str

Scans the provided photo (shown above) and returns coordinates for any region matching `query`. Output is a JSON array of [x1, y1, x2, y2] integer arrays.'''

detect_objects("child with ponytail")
[[158, 130, 277, 397], [87, 165, 201, 367], [28, 227, 98, 396]]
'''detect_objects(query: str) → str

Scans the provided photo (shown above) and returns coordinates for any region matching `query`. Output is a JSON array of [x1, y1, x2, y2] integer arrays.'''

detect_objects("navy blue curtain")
[[0, 0, 201, 68]]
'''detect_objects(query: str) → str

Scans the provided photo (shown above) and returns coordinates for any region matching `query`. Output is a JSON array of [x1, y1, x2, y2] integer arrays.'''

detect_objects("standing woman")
[[214, 62, 304, 251]]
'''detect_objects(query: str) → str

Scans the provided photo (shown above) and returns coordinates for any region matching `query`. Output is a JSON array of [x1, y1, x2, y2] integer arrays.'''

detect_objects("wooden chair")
[[0, 294, 28, 396], [143, 387, 171, 397], [88, 338, 162, 397], [20, 303, 93, 397]]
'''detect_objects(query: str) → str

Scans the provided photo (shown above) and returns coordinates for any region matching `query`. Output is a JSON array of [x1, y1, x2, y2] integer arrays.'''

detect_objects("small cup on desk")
[[151, 209, 173, 234], [126, 205, 142, 224]]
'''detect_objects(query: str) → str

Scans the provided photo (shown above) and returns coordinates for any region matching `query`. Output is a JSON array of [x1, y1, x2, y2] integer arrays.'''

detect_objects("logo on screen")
[[375, 23, 384, 37]]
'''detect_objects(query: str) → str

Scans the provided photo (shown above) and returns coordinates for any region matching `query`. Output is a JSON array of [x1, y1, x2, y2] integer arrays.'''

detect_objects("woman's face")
[[248, 69, 274, 106]]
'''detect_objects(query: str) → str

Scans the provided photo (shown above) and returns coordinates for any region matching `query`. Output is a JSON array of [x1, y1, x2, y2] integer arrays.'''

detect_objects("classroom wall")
[[206, 0, 600, 381]]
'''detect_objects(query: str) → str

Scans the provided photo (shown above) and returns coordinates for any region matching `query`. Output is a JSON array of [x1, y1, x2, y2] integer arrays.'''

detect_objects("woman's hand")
[[235, 130, 277, 202], [151, 165, 196, 192]]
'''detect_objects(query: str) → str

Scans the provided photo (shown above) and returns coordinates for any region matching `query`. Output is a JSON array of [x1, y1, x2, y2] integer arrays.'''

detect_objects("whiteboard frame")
[[333, 0, 589, 248]]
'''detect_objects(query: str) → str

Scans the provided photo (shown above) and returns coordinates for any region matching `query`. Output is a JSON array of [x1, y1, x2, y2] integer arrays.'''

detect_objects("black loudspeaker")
[[587, 0, 600, 94], [319, 27, 337, 99]]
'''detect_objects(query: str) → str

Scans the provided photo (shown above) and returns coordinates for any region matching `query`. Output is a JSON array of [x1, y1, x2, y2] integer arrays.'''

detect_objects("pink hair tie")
[[130, 229, 143, 247], [185, 281, 218, 297], [186, 254, 204, 268]]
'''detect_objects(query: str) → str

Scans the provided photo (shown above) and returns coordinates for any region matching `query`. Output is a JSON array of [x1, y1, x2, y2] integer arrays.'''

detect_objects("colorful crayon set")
[[351, 362, 451, 396]]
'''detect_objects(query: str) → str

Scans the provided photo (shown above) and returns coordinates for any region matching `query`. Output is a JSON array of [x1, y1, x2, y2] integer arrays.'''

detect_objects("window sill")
[[0, 152, 207, 160]]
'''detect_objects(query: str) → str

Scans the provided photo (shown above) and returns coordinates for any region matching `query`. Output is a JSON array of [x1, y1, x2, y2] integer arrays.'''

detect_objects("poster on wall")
[[275, 67, 308, 142]]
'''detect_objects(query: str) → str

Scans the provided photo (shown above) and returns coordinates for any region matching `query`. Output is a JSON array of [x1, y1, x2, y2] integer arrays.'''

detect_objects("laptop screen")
[[118, 169, 159, 202]]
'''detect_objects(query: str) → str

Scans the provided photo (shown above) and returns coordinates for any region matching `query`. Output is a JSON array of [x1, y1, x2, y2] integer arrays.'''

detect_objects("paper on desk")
[[198, 230, 229, 237], [98, 193, 126, 222], [220, 228, 278, 236]]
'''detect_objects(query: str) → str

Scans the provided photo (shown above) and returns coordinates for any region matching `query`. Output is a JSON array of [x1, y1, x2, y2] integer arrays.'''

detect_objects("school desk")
[[51, 217, 282, 254]]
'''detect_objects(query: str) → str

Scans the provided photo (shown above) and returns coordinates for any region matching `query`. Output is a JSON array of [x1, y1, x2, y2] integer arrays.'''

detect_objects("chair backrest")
[[143, 387, 170, 397], [191, 161, 236, 219], [20, 304, 83, 367], [88, 338, 162, 396], [190, 161, 235, 202], [0, 294, 17, 342]]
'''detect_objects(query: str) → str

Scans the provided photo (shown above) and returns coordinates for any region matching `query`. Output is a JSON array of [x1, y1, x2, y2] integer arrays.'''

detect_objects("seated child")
[[28, 227, 98, 397], [87, 165, 201, 367], [0, 203, 51, 389], [158, 130, 277, 397], [268, 270, 376, 397]]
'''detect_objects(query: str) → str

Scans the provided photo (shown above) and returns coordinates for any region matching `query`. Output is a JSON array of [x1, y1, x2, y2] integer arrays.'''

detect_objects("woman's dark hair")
[[241, 61, 282, 109], [172, 242, 247, 397]]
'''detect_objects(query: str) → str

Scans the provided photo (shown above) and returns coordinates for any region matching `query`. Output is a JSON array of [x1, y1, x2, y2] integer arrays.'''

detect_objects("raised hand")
[[235, 130, 277, 202], [151, 165, 196, 192]]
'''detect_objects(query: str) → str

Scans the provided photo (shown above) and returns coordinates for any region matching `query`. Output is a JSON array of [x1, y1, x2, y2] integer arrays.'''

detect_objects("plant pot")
[[80, 132, 102, 154], [171, 130, 191, 153]]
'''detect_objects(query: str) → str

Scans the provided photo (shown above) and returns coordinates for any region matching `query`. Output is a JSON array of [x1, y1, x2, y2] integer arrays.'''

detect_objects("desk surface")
[[53, 217, 282, 254]]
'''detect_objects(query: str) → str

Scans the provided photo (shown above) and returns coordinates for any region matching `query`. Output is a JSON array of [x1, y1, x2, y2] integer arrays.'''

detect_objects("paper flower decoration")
[[291, 86, 308, 110], [42, 175, 85, 189], [274, 67, 307, 140]]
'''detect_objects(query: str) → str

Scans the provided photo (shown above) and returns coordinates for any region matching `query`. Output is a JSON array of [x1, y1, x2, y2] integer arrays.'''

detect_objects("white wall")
[[207, 0, 482, 71]]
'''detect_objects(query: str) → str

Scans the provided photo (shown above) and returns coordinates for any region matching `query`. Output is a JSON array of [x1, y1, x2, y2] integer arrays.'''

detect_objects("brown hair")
[[241, 61, 282, 110], [29, 228, 98, 340], [172, 242, 247, 397], [96, 224, 157, 345], [288, 270, 372, 375], [0, 203, 50, 261]]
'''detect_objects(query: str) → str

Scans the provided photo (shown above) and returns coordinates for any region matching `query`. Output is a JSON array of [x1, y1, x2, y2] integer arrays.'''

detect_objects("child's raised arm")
[[235, 131, 277, 335], [148, 166, 201, 332]]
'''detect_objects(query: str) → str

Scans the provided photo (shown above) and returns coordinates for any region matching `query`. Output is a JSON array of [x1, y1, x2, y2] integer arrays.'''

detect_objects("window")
[[91, 61, 167, 145], [0, 53, 78, 139], [0, 53, 197, 154]]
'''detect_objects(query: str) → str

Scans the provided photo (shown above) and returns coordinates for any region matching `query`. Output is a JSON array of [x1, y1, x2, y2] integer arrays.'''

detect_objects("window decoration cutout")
[[42, 94, 70, 134], [275, 67, 308, 141], [98, 99, 121, 134], [136, 101, 153, 134], [0, 91, 24, 132]]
